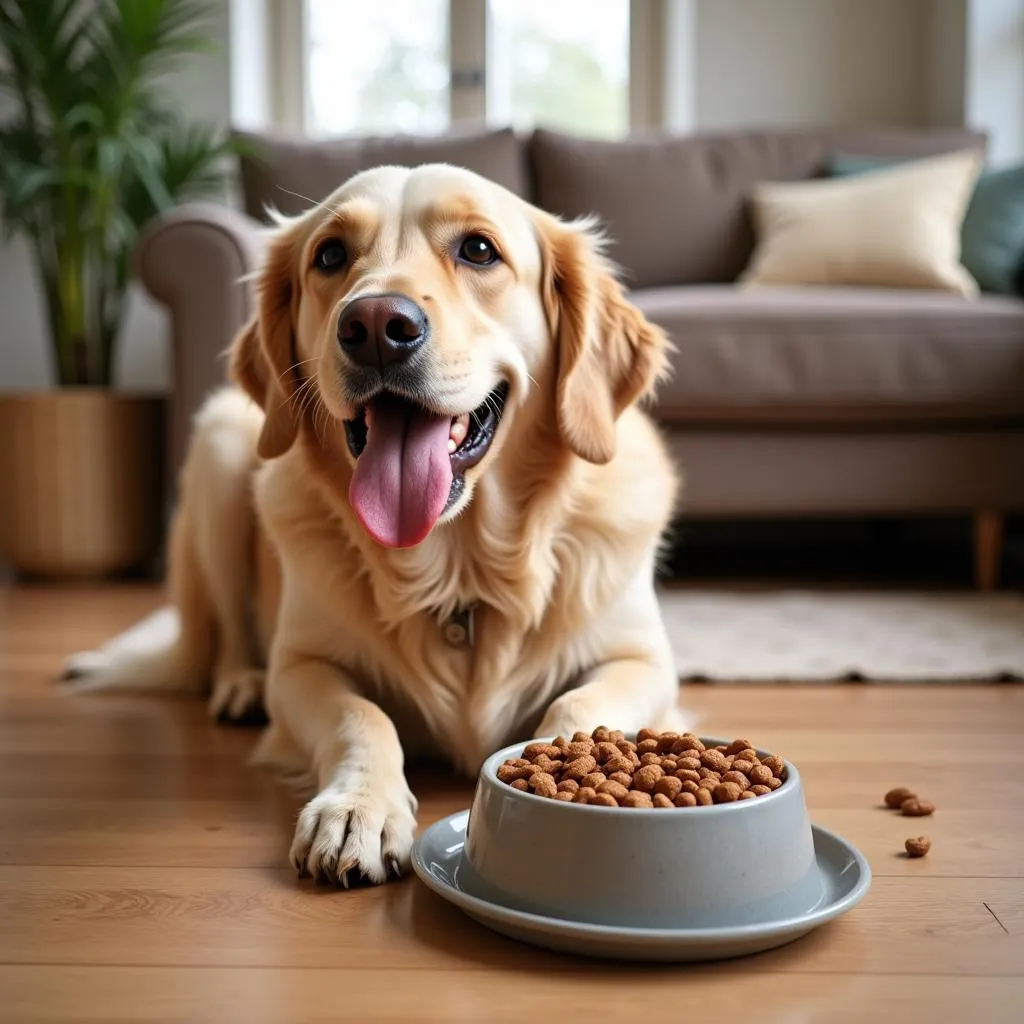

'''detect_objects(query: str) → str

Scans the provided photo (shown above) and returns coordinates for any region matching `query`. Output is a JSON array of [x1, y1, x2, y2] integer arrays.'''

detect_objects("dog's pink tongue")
[[349, 395, 453, 548]]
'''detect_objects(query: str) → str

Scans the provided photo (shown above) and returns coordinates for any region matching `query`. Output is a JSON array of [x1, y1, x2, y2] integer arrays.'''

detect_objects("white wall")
[[926, 0, 968, 127], [692, 0, 929, 129], [0, 1, 233, 392]]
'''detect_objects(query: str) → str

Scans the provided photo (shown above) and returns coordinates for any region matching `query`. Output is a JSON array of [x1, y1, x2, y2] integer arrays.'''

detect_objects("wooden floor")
[[1, 584, 1022, 1023]]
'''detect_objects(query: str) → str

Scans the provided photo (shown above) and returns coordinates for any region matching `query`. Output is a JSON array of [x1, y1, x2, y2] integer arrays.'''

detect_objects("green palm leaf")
[[0, 0, 237, 386]]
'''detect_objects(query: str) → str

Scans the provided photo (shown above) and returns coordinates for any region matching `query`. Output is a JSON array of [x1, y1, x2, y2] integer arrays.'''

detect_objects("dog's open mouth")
[[344, 382, 508, 549]]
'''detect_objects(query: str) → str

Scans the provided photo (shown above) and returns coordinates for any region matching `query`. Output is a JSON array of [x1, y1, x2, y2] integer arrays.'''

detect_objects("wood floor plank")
[[3, 967, 1022, 1024], [0, 867, 1020, 977], [1, 582, 1022, 1023]]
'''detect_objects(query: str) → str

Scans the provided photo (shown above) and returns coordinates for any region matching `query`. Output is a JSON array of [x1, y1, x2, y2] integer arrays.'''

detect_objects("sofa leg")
[[973, 511, 1003, 591]]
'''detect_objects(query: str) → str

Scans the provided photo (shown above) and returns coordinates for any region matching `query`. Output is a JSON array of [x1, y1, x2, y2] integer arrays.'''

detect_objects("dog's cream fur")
[[66, 165, 681, 885]]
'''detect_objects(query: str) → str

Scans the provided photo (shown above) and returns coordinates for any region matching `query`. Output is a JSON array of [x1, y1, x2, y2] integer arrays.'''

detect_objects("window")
[[294, 0, 648, 138]]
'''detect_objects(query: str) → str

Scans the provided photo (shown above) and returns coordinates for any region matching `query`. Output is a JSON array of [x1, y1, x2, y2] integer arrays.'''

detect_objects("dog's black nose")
[[337, 293, 428, 369]]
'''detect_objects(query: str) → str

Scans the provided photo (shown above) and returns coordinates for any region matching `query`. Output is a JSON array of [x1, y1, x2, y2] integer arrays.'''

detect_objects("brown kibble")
[[524, 743, 561, 761], [530, 772, 558, 798], [564, 755, 598, 780], [712, 782, 743, 803], [500, 732, 785, 809], [596, 780, 629, 802], [632, 764, 664, 792], [905, 836, 931, 858], [655, 732, 680, 753], [566, 740, 594, 760], [701, 749, 728, 772], [885, 787, 917, 809], [653, 775, 683, 800], [622, 790, 654, 808], [900, 798, 935, 817]]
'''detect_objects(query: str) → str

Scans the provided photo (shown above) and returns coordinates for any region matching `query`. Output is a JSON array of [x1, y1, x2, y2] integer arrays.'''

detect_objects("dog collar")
[[443, 604, 476, 648]]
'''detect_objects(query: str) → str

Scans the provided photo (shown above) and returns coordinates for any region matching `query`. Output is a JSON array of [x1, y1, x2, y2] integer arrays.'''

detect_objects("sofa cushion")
[[633, 286, 1024, 425], [742, 149, 983, 296], [237, 127, 528, 220], [530, 127, 987, 289]]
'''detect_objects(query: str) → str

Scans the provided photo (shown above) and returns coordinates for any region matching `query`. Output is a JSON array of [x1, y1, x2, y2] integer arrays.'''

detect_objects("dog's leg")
[[268, 655, 417, 886], [536, 654, 683, 739], [187, 392, 266, 723]]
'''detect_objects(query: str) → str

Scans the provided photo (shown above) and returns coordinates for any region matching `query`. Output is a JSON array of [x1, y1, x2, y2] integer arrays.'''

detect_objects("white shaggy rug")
[[658, 589, 1024, 682]]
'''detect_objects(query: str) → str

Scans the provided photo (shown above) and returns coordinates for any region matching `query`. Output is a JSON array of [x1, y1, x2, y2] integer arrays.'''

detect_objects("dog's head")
[[231, 164, 668, 549]]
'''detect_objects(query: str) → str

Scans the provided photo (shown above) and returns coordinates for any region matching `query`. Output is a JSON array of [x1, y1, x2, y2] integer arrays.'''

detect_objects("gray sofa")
[[135, 126, 1024, 587]]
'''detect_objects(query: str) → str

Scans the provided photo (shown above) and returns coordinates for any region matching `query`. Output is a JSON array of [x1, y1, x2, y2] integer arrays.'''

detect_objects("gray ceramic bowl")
[[462, 736, 825, 929]]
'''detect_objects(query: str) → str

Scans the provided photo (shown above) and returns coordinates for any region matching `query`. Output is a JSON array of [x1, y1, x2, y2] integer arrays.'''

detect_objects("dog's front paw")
[[290, 778, 418, 886], [208, 668, 267, 725]]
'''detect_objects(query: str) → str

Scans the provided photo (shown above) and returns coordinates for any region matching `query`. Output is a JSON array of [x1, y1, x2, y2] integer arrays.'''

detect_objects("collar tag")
[[443, 604, 476, 648]]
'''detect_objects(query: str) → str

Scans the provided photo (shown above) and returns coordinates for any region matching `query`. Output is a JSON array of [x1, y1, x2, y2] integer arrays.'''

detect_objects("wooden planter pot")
[[0, 390, 165, 578]]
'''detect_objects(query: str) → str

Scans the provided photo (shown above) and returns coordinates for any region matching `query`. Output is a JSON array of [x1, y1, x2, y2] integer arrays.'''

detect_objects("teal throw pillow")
[[828, 153, 1024, 295]]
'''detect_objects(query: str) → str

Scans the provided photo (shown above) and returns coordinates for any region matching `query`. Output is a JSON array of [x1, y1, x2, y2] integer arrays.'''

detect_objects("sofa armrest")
[[133, 202, 265, 481]]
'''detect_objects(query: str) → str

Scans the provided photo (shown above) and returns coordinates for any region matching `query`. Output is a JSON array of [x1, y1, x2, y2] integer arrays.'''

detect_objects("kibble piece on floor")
[[885, 786, 916, 809], [905, 836, 931, 858], [900, 797, 935, 817]]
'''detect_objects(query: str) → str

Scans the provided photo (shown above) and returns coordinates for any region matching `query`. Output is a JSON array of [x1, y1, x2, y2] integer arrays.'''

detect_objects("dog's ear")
[[536, 214, 670, 465], [228, 228, 302, 459]]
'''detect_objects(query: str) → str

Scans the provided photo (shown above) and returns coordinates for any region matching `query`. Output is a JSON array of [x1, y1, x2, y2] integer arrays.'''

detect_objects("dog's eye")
[[458, 234, 498, 267], [313, 239, 347, 272]]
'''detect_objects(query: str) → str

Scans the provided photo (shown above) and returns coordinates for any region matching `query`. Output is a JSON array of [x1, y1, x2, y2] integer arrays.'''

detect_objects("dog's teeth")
[[449, 413, 470, 452]]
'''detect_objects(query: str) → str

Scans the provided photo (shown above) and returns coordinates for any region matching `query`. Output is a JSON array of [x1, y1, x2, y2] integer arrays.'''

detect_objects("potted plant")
[[0, 0, 237, 577]]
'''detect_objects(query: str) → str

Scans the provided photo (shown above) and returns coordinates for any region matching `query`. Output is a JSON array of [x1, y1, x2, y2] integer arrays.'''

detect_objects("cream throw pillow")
[[741, 149, 984, 296]]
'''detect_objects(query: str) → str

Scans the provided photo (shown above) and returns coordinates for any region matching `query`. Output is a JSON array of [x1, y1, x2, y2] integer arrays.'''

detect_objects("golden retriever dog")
[[65, 164, 681, 885]]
